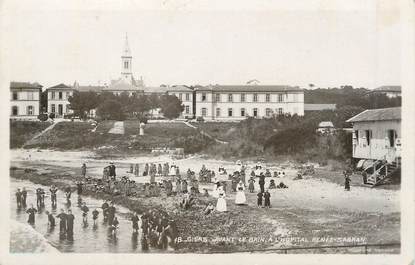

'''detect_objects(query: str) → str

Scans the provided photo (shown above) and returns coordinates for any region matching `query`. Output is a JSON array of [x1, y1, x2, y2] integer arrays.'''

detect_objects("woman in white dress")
[[211, 182, 221, 198], [235, 181, 247, 205], [216, 186, 227, 212]]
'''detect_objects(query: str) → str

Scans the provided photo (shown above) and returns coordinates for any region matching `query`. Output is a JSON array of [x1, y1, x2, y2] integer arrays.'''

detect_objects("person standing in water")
[[92, 208, 99, 225], [50, 185, 58, 206], [26, 204, 37, 225], [101, 200, 109, 222], [21, 187, 27, 207], [107, 202, 116, 225], [264, 190, 271, 208], [66, 209, 75, 240], [81, 202, 89, 224], [45, 211, 56, 228], [15, 188, 22, 208], [111, 217, 119, 236], [56, 209, 67, 237], [76, 181, 84, 195], [131, 212, 140, 233]]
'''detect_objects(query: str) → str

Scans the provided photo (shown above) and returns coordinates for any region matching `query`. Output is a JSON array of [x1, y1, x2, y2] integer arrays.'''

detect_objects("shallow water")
[[10, 178, 172, 253]]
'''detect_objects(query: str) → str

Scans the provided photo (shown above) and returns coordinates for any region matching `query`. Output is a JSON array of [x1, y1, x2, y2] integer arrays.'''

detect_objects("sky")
[[0, 0, 402, 89]]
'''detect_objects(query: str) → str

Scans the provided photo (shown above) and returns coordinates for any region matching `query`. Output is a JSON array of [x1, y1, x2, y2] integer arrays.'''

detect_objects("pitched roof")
[[373, 86, 401, 92], [195, 85, 303, 92], [304, 104, 336, 111], [143, 86, 171, 94], [105, 78, 143, 92], [75, 85, 106, 93], [48, 83, 73, 90], [346, 107, 401, 123], [10, 81, 42, 89], [167, 85, 193, 92], [318, 121, 334, 128]]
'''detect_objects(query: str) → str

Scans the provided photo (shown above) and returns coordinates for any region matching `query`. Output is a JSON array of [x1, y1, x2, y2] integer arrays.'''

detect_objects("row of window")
[[200, 93, 297, 103], [50, 104, 71, 114], [12, 92, 36, 101], [200, 107, 285, 117], [353, 129, 398, 147], [11, 106, 35, 116], [171, 93, 191, 102], [50, 91, 72, 100]]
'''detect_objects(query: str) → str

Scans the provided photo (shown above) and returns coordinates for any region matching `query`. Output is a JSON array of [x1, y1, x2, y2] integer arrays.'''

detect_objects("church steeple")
[[121, 33, 133, 82]]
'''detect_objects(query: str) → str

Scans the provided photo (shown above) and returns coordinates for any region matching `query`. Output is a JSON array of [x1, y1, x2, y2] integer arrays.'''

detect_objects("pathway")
[[182, 121, 228, 144], [108, 121, 125, 134], [23, 119, 64, 147]]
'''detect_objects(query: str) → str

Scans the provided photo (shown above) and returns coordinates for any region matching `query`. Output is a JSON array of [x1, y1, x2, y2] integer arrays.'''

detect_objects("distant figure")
[[81, 163, 87, 178], [66, 209, 75, 239], [259, 173, 265, 193], [50, 185, 58, 205], [264, 190, 271, 208], [109, 162, 116, 180], [131, 212, 140, 233], [204, 203, 215, 215], [344, 172, 351, 191], [216, 187, 227, 212], [111, 217, 119, 235], [92, 208, 99, 225], [234, 181, 247, 205], [15, 189, 22, 208], [45, 211, 55, 227], [56, 209, 67, 236], [248, 177, 255, 193], [134, 164, 139, 177], [81, 202, 89, 223], [21, 187, 27, 207], [257, 192, 263, 208], [26, 204, 37, 225]]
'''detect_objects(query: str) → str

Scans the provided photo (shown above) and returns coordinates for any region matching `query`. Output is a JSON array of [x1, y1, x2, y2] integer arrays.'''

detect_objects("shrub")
[[37, 113, 48, 122]]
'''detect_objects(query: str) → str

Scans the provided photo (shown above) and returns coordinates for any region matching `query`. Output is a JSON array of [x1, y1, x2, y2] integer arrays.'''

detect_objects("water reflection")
[[10, 178, 172, 253]]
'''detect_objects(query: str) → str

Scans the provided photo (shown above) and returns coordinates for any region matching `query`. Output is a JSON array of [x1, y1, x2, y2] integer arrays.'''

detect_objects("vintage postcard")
[[0, 0, 414, 264]]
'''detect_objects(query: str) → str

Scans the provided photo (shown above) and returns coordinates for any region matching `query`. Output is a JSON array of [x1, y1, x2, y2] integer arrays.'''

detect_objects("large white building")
[[10, 82, 42, 120], [371, 86, 401, 98], [167, 86, 194, 119], [46, 83, 74, 118], [194, 85, 304, 121]]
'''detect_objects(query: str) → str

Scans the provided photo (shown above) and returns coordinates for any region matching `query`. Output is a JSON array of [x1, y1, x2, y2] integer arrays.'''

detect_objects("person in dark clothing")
[[107, 202, 116, 225], [131, 212, 140, 233], [111, 217, 119, 235], [50, 185, 58, 205], [344, 174, 351, 191], [36, 188, 42, 207], [109, 163, 116, 180], [15, 189, 22, 208], [81, 202, 89, 223], [56, 209, 67, 237], [264, 190, 271, 208], [101, 200, 109, 222], [26, 204, 37, 225], [92, 208, 99, 225], [21, 187, 27, 207], [257, 192, 263, 208], [76, 181, 84, 195], [81, 163, 87, 178], [259, 173, 265, 193], [40, 188, 45, 206], [45, 211, 55, 227], [66, 209, 75, 239]]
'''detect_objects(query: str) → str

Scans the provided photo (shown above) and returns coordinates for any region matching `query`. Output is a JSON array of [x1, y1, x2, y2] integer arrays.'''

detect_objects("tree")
[[159, 95, 184, 120], [40, 91, 48, 113], [97, 99, 125, 120], [68, 91, 100, 120]]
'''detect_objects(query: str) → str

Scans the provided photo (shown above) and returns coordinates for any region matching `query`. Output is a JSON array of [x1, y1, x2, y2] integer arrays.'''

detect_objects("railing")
[[210, 242, 400, 254]]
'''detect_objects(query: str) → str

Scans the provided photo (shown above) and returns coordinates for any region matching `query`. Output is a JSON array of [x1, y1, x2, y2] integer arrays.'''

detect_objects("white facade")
[[46, 84, 74, 118], [10, 82, 42, 120], [168, 87, 194, 119], [194, 85, 304, 121], [347, 107, 401, 164]]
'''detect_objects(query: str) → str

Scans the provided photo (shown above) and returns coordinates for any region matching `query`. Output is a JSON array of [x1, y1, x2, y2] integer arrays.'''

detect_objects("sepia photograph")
[[1, 0, 414, 264]]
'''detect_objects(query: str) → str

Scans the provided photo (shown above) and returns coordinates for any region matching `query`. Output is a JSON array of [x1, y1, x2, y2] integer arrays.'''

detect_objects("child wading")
[[26, 204, 37, 225], [45, 211, 55, 228], [131, 212, 140, 233], [56, 209, 67, 238], [92, 208, 99, 225], [81, 202, 89, 224]]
